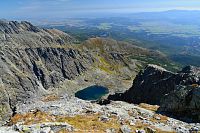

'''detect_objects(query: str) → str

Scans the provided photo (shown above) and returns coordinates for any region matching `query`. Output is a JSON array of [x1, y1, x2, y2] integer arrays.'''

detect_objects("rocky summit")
[[0, 20, 200, 132], [108, 64, 200, 122], [122, 64, 176, 105]]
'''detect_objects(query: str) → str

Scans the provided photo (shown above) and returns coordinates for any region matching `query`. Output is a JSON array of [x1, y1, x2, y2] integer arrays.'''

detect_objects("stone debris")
[[106, 128, 116, 133], [0, 96, 198, 133], [120, 125, 132, 133], [136, 129, 146, 133], [99, 115, 110, 122], [144, 127, 156, 133]]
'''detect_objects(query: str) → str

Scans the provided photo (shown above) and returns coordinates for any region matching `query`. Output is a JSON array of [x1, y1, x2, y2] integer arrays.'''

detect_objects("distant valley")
[[38, 10, 200, 66]]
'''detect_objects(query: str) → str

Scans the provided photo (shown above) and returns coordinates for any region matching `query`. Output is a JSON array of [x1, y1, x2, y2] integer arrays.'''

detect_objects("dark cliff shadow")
[[156, 108, 200, 123]]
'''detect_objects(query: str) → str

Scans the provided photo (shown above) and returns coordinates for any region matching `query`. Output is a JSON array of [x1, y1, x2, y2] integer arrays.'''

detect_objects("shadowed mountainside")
[[108, 64, 200, 122]]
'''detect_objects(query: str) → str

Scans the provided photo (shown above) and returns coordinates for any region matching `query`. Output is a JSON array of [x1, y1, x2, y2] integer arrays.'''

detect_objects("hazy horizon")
[[1, 0, 200, 20]]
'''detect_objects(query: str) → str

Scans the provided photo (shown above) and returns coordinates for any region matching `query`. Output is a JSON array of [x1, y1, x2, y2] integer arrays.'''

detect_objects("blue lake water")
[[75, 85, 109, 100]]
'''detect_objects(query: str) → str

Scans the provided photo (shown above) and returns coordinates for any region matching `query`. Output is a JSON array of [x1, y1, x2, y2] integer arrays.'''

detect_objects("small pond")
[[75, 85, 109, 100]]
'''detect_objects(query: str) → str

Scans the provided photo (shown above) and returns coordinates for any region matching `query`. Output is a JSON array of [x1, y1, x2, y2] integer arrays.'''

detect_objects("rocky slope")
[[108, 64, 200, 122], [0, 20, 170, 125], [1, 95, 200, 133], [0, 20, 92, 123]]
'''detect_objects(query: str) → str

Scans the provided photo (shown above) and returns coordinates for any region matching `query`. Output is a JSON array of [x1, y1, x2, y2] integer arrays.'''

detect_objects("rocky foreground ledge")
[[108, 64, 200, 123], [0, 95, 199, 133]]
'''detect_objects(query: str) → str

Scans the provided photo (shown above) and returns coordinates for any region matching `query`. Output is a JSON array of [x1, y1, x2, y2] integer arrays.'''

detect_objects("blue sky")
[[1, 0, 200, 19]]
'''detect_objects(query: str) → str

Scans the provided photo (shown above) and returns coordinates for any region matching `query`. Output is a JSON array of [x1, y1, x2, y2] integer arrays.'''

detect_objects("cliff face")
[[123, 64, 176, 105], [159, 85, 200, 122], [119, 65, 200, 104], [108, 64, 200, 121], [0, 21, 93, 123], [159, 66, 200, 121]]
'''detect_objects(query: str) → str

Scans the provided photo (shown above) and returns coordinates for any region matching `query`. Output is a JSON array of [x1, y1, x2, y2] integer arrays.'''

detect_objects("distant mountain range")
[[35, 10, 200, 66]]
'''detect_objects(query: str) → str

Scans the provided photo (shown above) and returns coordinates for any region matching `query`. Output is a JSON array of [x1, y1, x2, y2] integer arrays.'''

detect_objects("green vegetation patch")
[[97, 23, 112, 30], [130, 55, 181, 72]]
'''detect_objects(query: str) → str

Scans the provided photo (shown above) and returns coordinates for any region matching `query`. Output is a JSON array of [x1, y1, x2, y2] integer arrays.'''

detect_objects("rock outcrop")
[[159, 85, 200, 122], [158, 66, 200, 121], [123, 64, 176, 105], [108, 64, 200, 121]]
